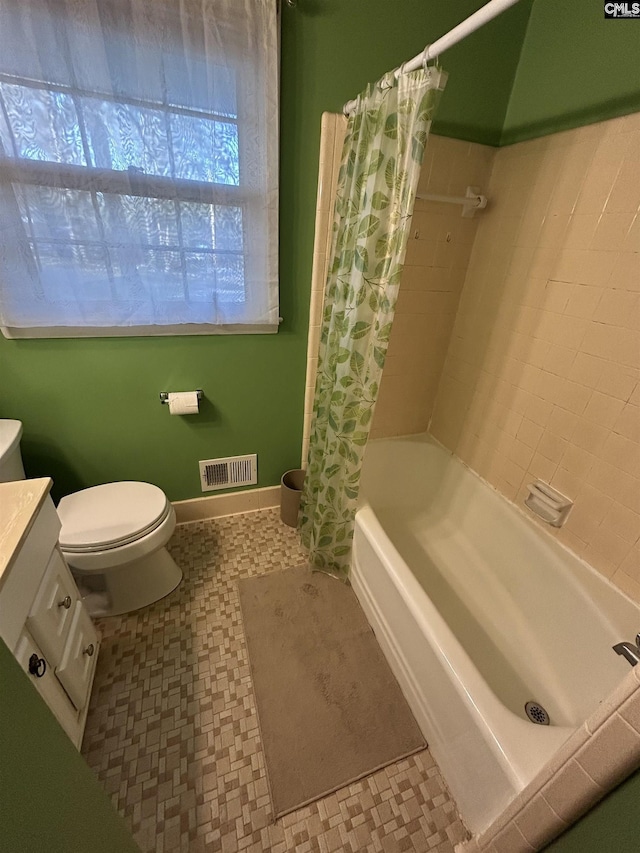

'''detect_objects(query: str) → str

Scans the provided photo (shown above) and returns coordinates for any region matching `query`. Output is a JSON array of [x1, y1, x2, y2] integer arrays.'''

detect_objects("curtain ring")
[[421, 45, 433, 70], [393, 61, 410, 81]]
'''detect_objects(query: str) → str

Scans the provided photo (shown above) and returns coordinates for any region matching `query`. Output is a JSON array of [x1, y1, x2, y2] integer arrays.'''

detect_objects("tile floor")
[[82, 509, 468, 852]]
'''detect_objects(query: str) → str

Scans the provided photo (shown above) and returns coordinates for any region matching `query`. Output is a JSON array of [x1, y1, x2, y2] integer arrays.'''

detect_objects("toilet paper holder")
[[160, 390, 204, 404]]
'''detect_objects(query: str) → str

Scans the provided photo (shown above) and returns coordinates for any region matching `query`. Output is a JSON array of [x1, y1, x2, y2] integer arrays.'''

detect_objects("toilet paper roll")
[[167, 391, 200, 415]]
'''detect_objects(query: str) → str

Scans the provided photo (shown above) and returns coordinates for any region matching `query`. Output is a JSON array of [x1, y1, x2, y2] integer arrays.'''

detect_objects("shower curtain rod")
[[343, 0, 524, 115]]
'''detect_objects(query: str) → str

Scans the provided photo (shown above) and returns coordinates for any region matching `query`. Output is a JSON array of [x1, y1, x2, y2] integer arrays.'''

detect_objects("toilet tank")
[[0, 420, 26, 482]]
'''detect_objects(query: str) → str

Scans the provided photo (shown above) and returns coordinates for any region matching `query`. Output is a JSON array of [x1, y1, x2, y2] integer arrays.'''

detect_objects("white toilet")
[[0, 419, 182, 617]]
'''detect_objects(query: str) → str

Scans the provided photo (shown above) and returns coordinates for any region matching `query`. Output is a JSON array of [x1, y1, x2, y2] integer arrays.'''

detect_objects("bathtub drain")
[[525, 701, 550, 725]]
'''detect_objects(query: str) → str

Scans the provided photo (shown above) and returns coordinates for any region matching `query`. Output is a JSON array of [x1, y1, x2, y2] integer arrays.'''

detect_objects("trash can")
[[280, 468, 306, 528]]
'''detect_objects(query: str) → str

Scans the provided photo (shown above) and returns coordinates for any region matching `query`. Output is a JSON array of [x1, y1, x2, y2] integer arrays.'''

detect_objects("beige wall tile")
[[601, 432, 640, 478], [583, 390, 627, 432], [574, 162, 622, 215], [514, 794, 567, 849], [429, 113, 640, 602], [613, 566, 640, 602], [623, 213, 640, 253], [559, 443, 595, 479], [527, 451, 558, 483], [582, 323, 639, 367], [619, 545, 640, 583], [589, 524, 633, 569], [564, 283, 603, 320], [547, 406, 579, 440], [550, 466, 582, 501], [537, 431, 568, 464], [587, 459, 640, 512], [585, 671, 639, 735], [491, 823, 535, 853], [611, 251, 640, 291], [597, 363, 639, 402], [594, 289, 639, 330], [568, 352, 606, 388], [541, 760, 603, 824], [591, 211, 636, 252], [372, 134, 495, 438], [575, 714, 640, 789], [602, 502, 640, 545], [564, 215, 600, 251], [614, 403, 640, 442], [571, 417, 609, 454], [618, 687, 640, 736], [517, 417, 544, 450]]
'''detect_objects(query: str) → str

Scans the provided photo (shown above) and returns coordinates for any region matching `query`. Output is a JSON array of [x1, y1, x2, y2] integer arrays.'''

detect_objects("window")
[[0, 0, 279, 337]]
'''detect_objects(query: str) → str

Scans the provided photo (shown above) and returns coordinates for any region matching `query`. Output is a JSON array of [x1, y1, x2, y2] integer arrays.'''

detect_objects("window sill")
[[1, 323, 279, 339]]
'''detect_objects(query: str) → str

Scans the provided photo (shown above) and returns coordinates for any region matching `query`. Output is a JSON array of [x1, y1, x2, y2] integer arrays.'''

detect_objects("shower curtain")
[[299, 66, 446, 580]]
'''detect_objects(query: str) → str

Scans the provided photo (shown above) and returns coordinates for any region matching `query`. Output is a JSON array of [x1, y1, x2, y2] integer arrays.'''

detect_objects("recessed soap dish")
[[524, 481, 573, 528]]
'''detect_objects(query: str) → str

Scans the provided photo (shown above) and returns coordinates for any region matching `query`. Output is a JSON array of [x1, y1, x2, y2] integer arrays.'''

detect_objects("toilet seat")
[[58, 482, 171, 553]]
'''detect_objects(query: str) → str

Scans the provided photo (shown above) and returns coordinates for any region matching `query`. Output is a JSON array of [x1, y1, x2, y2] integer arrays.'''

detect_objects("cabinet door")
[[14, 628, 78, 743], [26, 548, 78, 664], [56, 602, 99, 711], [0, 495, 61, 653]]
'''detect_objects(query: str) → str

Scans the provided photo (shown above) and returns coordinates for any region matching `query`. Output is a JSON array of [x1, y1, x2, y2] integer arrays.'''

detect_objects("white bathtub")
[[352, 433, 640, 834]]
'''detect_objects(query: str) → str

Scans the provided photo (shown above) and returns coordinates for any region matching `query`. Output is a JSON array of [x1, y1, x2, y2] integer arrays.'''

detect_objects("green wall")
[[0, 638, 139, 853], [502, 0, 640, 144], [0, 0, 531, 503], [545, 770, 640, 852]]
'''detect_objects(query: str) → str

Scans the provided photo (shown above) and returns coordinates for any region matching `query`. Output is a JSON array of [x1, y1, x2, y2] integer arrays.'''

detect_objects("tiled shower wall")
[[370, 135, 495, 438], [430, 113, 640, 602], [302, 122, 493, 451]]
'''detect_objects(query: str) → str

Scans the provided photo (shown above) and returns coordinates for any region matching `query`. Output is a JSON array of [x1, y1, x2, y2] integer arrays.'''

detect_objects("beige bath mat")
[[238, 564, 426, 817]]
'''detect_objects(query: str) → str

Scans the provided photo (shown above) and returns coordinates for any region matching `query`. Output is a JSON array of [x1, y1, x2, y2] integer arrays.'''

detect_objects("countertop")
[[0, 478, 52, 588]]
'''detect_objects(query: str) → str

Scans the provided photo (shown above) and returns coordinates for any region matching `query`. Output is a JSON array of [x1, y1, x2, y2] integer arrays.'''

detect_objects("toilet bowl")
[[0, 420, 182, 618], [58, 481, 182, 617]]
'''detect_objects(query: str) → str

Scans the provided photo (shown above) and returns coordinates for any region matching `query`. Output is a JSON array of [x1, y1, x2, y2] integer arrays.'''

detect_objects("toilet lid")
[[58, 482, 170, 551]]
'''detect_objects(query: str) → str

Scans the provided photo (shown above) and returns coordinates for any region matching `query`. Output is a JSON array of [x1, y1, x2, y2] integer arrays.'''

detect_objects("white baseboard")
[[173, 485, 280, 524]]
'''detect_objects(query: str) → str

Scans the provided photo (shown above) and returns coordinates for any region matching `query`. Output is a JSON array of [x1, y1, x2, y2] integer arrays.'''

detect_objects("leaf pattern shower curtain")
[[299, 66, 446, 580]]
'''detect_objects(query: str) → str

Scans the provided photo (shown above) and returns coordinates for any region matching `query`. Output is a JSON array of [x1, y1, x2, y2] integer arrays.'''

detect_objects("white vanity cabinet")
[[0, 478, 99, 748]]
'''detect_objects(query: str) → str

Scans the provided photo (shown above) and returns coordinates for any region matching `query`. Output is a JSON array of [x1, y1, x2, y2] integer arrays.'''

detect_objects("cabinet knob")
[[83, 643, 95, 657], [28, 653, 47, 678], [58, 595, 72, 610]]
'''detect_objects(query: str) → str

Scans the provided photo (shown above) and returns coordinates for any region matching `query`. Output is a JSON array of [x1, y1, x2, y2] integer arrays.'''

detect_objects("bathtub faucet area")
[[613, 635, 640, 666]]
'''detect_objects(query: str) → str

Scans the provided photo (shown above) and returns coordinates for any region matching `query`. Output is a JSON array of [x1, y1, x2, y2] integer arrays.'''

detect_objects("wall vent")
[[199, 454, 257, 492]]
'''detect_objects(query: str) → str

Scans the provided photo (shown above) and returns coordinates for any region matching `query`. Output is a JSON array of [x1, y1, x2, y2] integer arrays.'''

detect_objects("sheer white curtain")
[[0, 0, 279, 337]]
